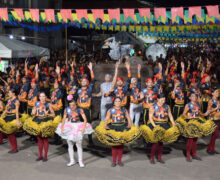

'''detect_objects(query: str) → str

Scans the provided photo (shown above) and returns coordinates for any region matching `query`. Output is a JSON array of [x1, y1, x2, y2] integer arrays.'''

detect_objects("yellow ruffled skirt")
[[140, 122, 180, 143], [0, 113, 29, 134], [176, 115, 217, 138], [23, 115, 62, 138], [94, 122, 141, 146]]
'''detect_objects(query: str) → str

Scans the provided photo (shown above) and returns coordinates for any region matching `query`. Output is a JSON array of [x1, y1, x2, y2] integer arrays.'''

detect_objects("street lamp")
[[9, 35, 14, 39]]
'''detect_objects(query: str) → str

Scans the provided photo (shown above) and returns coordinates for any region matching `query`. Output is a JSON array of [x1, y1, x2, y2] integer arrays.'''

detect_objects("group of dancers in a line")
[[0, 57, 219, 167]]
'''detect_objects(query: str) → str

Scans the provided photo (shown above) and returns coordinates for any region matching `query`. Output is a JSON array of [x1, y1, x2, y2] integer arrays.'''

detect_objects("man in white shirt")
[[93, 62, 119, 121]]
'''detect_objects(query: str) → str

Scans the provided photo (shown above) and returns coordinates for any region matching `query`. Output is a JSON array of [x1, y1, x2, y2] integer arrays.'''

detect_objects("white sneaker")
[[79, 160, 85, 168], [66, 161, 76, 167]]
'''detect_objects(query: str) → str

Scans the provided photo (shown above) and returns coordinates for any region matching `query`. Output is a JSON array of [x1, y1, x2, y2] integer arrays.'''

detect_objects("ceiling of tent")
[[0, 36, 50, 58]]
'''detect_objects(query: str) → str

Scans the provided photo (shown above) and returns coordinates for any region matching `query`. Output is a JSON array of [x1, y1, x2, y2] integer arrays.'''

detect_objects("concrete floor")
[[0, 135, 220, 180]]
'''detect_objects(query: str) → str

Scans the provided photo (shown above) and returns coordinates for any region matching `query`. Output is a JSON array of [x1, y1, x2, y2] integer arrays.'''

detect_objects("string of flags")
[[0, 6, 219, 26], [0, 6, 219, 42]]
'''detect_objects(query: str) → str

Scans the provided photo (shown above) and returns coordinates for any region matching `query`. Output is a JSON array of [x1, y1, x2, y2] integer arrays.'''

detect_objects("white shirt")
[[101, 82, 112, 104]]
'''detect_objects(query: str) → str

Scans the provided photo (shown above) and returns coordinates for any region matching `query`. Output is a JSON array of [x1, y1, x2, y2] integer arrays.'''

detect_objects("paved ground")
[[0, 135, 220, 180]]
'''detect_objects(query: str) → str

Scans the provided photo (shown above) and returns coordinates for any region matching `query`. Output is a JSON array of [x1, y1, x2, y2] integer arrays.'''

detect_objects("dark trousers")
[[143, 108, 149, 125], [20, 102, 27, 114], [82, 108, 93, 144], [27, 106, 33, 116], [82, 108, 91, 123]]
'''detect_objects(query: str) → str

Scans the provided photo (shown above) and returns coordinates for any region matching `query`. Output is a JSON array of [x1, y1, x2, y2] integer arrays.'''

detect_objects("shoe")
[[0, 140, 6, 144], [207, 150, 215, 155], [192, 156, 202, 161], [79, 161, 85, 168], [43, 158, 48, 162], [186, 157, 192, 162], [157, 159, 165, 164], [214, 151, 220, 154], [36, 157, 43, 161], [118, 162, 124, 167], [66, 161, 76, 167], [150, 159, 155, 164], [8, 150, 18, 154], [111, 163, 116, 167]]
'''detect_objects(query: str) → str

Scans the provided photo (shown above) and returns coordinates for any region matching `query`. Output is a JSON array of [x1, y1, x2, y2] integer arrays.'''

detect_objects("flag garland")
[[0, 6, 219, 25]]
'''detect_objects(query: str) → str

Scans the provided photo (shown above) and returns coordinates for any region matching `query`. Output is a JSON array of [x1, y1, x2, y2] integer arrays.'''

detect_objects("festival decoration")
[[0, 6, 218, 25]]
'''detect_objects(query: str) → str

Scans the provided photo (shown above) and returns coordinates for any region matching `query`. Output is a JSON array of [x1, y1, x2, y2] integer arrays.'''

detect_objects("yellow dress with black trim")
[[0, 97, 29, 134], [208, 98, 220, 124], [140, 103, 180, 143], [95, 107, 141, 146], [23, 102, 62, 138], [176, 115, 216, 138], [0, 113, 29, 134], [176, 102, 216, 138]]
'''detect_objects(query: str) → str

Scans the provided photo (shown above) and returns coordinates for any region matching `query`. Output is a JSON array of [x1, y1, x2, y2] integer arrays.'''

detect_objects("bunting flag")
[[88, 14, 95, 23], [14, 8, 24, 21], [108, 8, 120, 22], [138, 8, 150, 19], [206, 15, 215, 23], [60, 9, 72, 23], [57, 12, 62, 22], [123, 9, 135, 21], [30, 9, 39, 22], [189, 6, 201, 19], [72, 13, 77, 21], [45, 9, 55, 22], [206, 5, 219, 18], [3, 19, 220, 39], [76, 9, 88, 21], [171, 7, 184, 20], [92, 9, 104, 21], [184, 10, 192, 24], [103, 14, 110, 22], [154, 8, 166, 20], [0, 6, 219, 26], [40, 12, 46, 22], [0, 8, 8, 21], [24, 11, 32, 21]]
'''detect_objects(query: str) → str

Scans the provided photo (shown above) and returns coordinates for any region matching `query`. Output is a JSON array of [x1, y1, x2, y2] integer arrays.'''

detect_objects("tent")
[[0, 36, 50, 58]]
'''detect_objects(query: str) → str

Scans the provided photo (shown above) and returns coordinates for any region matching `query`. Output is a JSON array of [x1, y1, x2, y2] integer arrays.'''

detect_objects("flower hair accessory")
[[67, 94, 73, 101]]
